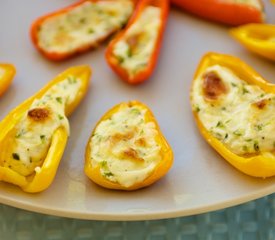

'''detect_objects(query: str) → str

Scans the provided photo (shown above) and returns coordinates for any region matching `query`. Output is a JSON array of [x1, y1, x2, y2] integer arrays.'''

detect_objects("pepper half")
[[0, 66, 91, 192], [190, 52, 275, 178], [105, 0, 169, 84], [30, 0, 135, 61], [0, 64, 16, 97], [171, 0, 264, 26], [85, 100, 173, 190], [230, 24, 275, 61]]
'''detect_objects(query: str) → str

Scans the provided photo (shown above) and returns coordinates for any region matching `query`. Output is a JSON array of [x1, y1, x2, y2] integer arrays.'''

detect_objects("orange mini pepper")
[[191, 52, 275, 178], [230, 24, 275, 61], [30, 0, 135, 61], [171, 0, 264, 26], [105, 0, 169, 84], [0, 66, 91, 192], [85, 100, 173, 190], [0, 64, 16, 97]]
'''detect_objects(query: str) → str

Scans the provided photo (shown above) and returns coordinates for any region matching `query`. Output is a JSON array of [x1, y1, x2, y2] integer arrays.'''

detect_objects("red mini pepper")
[[30, 0, 135, 61], [171, 0, 264, 26], [105, 0, 169, 84]]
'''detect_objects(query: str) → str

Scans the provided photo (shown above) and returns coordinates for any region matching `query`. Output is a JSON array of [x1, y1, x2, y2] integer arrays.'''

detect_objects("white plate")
[[1, 0, 275, 221]]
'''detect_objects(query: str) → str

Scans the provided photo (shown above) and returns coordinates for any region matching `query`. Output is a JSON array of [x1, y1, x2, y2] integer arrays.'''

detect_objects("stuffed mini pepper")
[[105, 0, 169, 84], [0, 64, 16, 97], [85, 101, 173, 190], [0, 66, 91, 192], [191, 52, 275, 178], [171, 0, 264, 26], [230, 24, 275, 61], [31, 0, 135, 60]]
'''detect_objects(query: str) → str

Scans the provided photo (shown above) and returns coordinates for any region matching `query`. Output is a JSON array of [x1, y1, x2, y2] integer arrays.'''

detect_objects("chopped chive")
[[216, 121, 224, 128], [79, 18, 86, 24], [254, 141, 260, 151], [233, 130, 243, 136], [242, 87, 249, 94], [40, 135, 46, 143], [87, 28, 94, 34], [12, 153, 20, 160], [56, 97, 62, 104], [103, 172, 114, 177]]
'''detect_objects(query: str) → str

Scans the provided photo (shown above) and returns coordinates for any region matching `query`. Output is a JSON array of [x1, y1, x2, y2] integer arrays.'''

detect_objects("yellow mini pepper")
[[230, 24, 275, 61], [0, 64, 16, 97], [85, 100, 173, 190], [0, 66, 91, 192], [191, 52, 275, 178]]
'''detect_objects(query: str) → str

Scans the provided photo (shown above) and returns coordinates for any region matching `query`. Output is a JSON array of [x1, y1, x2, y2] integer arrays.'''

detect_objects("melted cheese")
[[228, 0, 262, 9], [38, 0, 134, 54], [5, 76, 81, 176], [90, 104, 161, 188], [112, 6, 161, 78], [192, 65, 275, 156]]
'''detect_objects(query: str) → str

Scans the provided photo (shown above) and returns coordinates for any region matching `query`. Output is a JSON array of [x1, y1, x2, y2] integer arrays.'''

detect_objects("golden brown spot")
[[135, 138, 147, 147], [253, 99, 268, 109], [110, 131, 135, 145], [123, 148, 144, 162], [28, 108, 50, 122], [126, 33, 144, 55], [202, 71, 228, 100]]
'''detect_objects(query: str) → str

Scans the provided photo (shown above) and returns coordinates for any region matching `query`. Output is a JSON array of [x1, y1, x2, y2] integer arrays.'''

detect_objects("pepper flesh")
[[171, 0, 264, 26], [30, 0, 135, 61], [105, 0, 169, 84], [84, 100, 173, 190], [191, 52, 275, 178], [0, 66, 91, 192], [0, 64, 16, 97], [230, 24, 275, 61]]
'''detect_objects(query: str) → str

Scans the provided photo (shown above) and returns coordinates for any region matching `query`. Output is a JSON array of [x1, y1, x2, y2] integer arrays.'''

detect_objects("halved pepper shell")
[[0, 66, 91, 192], [84, 100, 173, 190], [230, 24, 275, 61], [0, 64, 16, 97], [190, 52, 275, 178], [105, 0, 169, 84], [30, 0, 135, 61], [171, 0, 264, 26]]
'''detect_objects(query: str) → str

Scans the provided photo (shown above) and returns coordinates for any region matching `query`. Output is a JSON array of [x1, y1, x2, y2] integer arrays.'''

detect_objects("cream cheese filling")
[[112, 6, 161, 79], [192, 65, 275, 156], [38, 0, 134, 54], [90, 104, 161, 188], [5, 76, 81, 176]]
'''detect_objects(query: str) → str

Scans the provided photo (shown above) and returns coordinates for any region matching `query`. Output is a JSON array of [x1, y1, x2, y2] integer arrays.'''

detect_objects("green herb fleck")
[[68, 76, 77, 84], [56, 97, 62, 104], [12, 153, 20, 160], [224, 133, 228, 140], [87, 28, 94, 34], [79, 18, 86, 24], [103, 172, 114, 177], [216, 121, 225, 128], [254, 141, 260, 151], [130, 108, 141, 115], [242, 145, 248, 152], [233, 130, 243, 136], [195, 106, 200, 112], [231, 82, 237, 87], [58, 114, 64, 120], [242, 87, 249, 94], [100, 161, 107, 168], [255, 124, 263, 131], [40, 135, 46, 143]]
